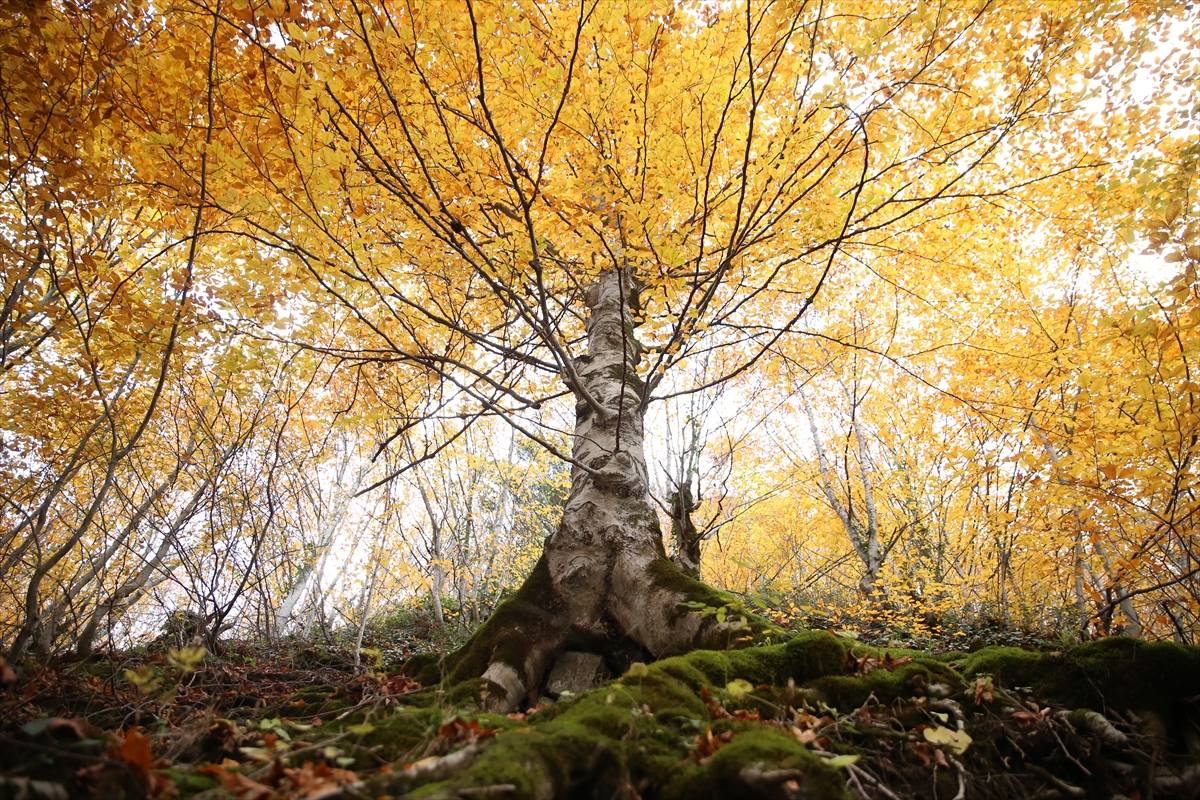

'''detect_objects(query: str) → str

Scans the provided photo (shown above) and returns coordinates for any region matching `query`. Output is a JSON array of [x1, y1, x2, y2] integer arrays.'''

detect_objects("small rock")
[[546, 652, 609, 698]]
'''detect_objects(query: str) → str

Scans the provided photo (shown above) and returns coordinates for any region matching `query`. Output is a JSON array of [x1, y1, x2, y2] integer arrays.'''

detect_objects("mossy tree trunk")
[[421, 269, 753, 713]]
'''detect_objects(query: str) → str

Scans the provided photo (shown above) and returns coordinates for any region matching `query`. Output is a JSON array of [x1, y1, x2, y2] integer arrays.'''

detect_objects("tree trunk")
[[416, 270, 756, 713], [273, 447, 370, 638], [800, 384, 883, 596], [669, 484, 703, 579]]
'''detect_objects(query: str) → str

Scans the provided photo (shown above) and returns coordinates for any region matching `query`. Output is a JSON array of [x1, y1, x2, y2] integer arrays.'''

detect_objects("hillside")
[[3, 621, 1198, 800]]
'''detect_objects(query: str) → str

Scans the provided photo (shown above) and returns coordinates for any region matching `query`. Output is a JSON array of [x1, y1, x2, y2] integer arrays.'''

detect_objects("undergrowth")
[[2, 607, 1198, 800]]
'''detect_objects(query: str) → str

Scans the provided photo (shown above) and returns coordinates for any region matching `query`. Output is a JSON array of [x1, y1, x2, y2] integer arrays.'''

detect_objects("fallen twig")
[[845, 763, 902, 800], [308, 743, 481, 800], [1027, 763, 1086, 797]]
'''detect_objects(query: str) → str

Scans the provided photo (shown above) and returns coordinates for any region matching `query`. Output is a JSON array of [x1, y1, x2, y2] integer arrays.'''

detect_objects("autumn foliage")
[[0, 0, 1197, 676]]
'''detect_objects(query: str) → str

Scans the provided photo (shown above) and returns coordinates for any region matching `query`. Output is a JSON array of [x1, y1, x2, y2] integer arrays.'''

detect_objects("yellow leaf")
[[924, 725, 972, 755]]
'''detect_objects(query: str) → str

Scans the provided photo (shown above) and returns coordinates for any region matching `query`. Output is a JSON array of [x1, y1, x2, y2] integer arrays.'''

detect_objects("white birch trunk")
[[273, 449, 371, 638], [799, 385, 881, 593]]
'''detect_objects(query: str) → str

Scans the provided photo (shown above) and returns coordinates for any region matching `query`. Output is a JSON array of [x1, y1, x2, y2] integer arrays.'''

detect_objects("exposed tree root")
[[406, 554, 777, 714]]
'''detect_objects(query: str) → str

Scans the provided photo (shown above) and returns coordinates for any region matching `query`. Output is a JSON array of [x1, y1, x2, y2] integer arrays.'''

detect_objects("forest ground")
[[2, 606, 1198, 800]]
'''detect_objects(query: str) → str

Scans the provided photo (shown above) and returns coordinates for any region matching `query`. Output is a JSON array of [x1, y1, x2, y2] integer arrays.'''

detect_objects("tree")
[[6, 0, 1189, 702], [175, 0, 1185, 711]]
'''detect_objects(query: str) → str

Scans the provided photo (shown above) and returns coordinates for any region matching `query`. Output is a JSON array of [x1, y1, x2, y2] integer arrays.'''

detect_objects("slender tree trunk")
[[1093, 538, 1141, 637], [800, 385, 882, 595], [1073, 524, 1090, 640], [273, 450, 369, 638], [416, 482, 447, 626], [354, 541, 382, 668], [669, 485, 703, 579], [430, 561, 447, 626]]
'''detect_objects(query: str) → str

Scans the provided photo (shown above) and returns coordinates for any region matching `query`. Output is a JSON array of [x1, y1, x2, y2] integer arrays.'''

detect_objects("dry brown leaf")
[[199, 763, 273, 800], [972, 678, 994, 706]]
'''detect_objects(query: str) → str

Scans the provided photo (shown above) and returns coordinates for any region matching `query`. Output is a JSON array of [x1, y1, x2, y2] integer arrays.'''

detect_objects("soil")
[[2, 627, 1198, 799]]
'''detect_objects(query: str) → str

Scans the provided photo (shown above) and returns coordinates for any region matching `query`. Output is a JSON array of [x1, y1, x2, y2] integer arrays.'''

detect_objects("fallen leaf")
[[725, 679, 754, 699], [118, 728, 154, 778], [699, 686, 729, 719], [435, 716, 497, 746], [694, 727, 730, 759], [0, 656, 16, 688], [282, 760, 360, 797], [911, 741, 950, 767], [923, 725, 972, 755], [791, 726, 818, 745], [198, 764, 273, 800], [879, 652, 914, 671], [972, 678, 994, 706], [1011, 706, 1051, 728]]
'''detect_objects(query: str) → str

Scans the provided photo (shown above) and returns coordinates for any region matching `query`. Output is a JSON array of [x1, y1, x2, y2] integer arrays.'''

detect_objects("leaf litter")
[[2, 634, 1199, 799]]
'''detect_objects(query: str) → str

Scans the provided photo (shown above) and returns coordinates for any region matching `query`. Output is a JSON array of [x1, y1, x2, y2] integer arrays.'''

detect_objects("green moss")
[[647, 558, 734, 623], [653, 652, 725, 690], [404, 554, 561, 690], [960, 638, 1200, 734], [634, 631, 847, 706], [283, 685, 339, 712], [737, 631, 848, 685], [1066, 707, 1099, 728], [414, 734, 556, 799], [447, 678, 486, 707], [633, 671, 709, 720], [401, 639, 858, 800], [957, 644, 1048, 690], [1038, 638, 1200, 719], [421, 700, 633, 797], [402, 652, 442, 686], [392, 687, 447, 709], [663, 725, 851, 800], [160, 768, 219, 796], [810, 658, 963, 711], [356, 708, 442, 760], [645, 558, 802, 650], [315, 699, 349, 714]]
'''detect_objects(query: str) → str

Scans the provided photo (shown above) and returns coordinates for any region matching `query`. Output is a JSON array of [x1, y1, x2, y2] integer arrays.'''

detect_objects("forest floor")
[[2, 612, 1198, 800]]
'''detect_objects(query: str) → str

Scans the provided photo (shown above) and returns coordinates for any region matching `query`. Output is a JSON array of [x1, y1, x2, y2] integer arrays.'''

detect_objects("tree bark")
[[669, 485, 703, 579], [421, 269, 754, 713]]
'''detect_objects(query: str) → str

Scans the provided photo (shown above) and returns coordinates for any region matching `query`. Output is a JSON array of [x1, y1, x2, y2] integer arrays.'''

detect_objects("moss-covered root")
[[640, 557, 788, 653], [403, 556, 786, 715], [404, 555, 568, 712], [422, 719, 849, 800], [404, 635, 856, 800]]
